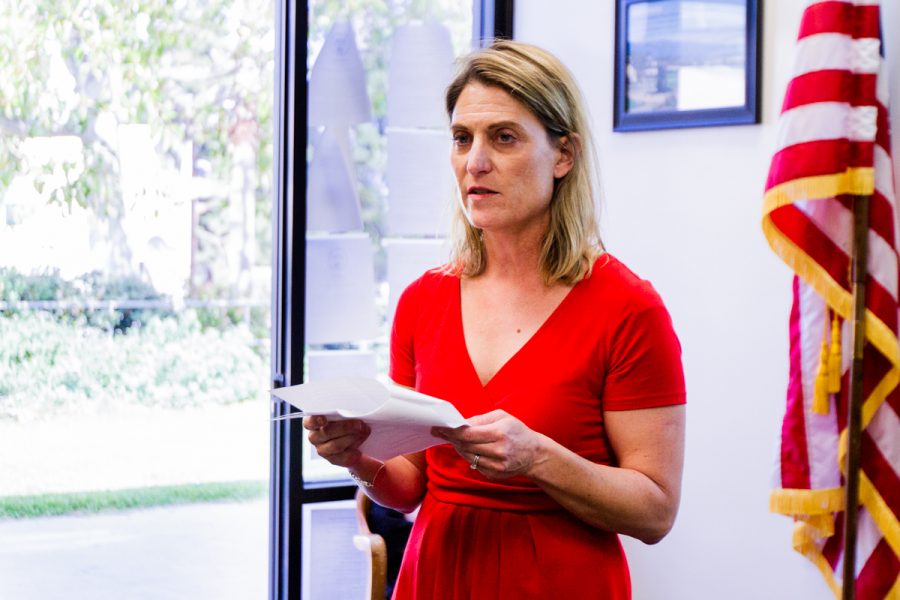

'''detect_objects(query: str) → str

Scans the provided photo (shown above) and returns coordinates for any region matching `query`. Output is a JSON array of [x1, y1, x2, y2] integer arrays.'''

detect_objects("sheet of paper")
[[271, 377, 467, 461], [305, 233, 378, 345], [307, 127, 364, 233], [302, 500, 369, 600], [309, 21, 372, 126], [384, 238, 447, 319], [387, 23, 455, 128], [303, 350, 380, 483], [385, 128, 455, 236]]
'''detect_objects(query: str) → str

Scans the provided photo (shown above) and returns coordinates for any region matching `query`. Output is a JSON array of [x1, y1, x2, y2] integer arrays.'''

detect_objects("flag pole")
[[841, 194, 870, 600]]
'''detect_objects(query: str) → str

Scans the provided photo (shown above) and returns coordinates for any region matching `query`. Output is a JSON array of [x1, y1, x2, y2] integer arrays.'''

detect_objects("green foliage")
[[0, 268, 77, 302], [0, 311, 267, 422], [0, 480, 267, 518], [0, 267, 169, 332], [0, 0, 275, 290]]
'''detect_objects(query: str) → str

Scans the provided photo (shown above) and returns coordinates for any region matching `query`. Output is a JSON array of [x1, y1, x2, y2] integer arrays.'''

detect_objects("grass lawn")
[[0, 403, 270, 518], [0, 480, 267, 519]]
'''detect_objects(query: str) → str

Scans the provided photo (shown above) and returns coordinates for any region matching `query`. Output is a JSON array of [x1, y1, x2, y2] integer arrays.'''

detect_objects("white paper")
[[307, 127, 364, 233], [303, 350, 379, 483], [385, 128, 455, 236], [305, 233, 379, 345], [387, 23, 455, 128], [384, 238, 447, 320], [302, 500, 369, 600], [309, 21, 372, 126], [271, 377, 467, 461]]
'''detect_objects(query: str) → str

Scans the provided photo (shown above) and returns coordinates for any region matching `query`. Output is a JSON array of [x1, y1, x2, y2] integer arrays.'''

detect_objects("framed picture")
[[613, 0, 761, 132]]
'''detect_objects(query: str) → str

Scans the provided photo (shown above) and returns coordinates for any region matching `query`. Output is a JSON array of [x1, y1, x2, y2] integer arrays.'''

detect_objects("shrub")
[[0, 311, 268, 422], [0, 268, 169, 332]]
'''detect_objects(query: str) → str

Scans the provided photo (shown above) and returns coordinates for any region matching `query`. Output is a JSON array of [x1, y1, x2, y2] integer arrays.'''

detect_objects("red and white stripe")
[[763, 1, 899, 597]]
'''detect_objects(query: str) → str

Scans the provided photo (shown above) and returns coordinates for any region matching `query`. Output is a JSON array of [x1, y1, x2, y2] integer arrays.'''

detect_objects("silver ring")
[[469, 453, 480, 470]]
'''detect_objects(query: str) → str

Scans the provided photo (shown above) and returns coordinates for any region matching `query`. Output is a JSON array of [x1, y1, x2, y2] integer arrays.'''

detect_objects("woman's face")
[[450, 81, 573, 236]]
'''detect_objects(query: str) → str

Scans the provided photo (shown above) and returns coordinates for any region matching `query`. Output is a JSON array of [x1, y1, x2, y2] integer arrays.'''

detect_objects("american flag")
[[762, 1, 899, 597]]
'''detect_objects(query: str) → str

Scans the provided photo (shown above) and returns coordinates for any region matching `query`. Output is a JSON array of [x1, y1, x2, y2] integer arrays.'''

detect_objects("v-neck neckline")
[[455, 275, 584, 391]]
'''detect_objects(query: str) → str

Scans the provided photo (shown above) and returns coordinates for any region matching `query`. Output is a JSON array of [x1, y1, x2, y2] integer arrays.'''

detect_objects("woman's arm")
[[303, 385, 428, 513], [348, 450, 427, 514], [435, 404, 685, 544]]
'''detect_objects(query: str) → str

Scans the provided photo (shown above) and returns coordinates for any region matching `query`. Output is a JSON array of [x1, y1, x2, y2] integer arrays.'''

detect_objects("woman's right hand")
[[302, 415, 371, 468]]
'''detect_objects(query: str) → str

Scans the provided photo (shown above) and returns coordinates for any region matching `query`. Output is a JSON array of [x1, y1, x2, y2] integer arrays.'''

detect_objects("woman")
[[304, 40, 686, 599]]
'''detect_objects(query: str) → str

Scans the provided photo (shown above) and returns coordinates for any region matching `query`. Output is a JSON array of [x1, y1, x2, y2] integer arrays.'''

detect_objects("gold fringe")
[[793, 521, 820, 555], [763, 172, 900, 596], [887, 574, 900, 600], [770, 488, 845, 516], [860, 474, 900, 561], [862, 367, 900, 429], [760, 218, 900, 368], [762, 168, 874, 214], [810, 552, 842, 600]]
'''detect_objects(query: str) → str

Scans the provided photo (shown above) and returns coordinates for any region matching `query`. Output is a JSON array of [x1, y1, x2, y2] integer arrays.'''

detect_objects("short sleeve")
[[602, 303, 686, 411], [389, 277, 421, 388]]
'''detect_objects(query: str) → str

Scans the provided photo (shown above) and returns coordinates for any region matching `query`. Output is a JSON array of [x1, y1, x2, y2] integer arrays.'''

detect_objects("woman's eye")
[[453, 133, 470, 146]]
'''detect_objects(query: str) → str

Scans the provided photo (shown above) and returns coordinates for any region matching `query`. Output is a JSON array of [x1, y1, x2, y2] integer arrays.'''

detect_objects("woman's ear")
[[554, 133, 580, 179]]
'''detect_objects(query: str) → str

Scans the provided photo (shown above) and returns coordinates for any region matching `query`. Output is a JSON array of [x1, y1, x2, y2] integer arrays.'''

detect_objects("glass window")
[[0, 1, 275, 597]]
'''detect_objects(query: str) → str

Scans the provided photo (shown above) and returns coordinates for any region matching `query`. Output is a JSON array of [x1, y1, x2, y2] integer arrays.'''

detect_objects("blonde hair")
[[445, 40, 603, 285]]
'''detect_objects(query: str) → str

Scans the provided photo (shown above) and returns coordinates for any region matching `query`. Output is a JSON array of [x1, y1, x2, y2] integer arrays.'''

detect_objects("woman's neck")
[[480, 226, 547, 285]]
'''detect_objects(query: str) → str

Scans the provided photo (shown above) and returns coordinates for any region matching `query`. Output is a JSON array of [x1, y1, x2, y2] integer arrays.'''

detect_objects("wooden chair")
[[353, 489, 389, 600]]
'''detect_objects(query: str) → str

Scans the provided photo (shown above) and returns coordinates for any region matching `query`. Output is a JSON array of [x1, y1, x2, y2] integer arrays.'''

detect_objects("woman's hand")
[[434, 410, 546, 479], [303, 415, 371, 469], [436, 405, 685, 544]]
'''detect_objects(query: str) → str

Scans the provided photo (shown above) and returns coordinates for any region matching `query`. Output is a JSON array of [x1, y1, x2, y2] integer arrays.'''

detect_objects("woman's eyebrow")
[[451, 119, 524, 130], [487, 120, 522, 130]]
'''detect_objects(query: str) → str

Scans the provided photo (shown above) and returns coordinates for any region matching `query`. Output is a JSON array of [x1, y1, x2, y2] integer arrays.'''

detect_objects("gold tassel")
[[827, 313, 842, 393], [813, 315, 830, 415]]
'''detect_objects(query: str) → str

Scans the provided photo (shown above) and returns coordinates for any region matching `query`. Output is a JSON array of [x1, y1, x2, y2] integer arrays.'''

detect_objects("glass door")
[[0, 1, 275, 597]]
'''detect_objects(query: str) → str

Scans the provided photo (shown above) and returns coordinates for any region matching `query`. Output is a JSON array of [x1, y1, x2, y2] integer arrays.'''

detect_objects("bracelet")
[[349, 463, 385, 488]]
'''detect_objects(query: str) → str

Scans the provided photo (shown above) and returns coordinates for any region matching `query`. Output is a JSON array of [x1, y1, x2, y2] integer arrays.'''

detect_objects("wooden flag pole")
[[842, 194, 870, 600]]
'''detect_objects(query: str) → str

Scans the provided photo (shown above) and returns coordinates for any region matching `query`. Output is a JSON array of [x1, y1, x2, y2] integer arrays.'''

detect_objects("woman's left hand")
[[433, 410, 546, 479]]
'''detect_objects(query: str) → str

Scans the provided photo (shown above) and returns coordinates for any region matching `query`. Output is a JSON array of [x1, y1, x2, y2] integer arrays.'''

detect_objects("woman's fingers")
[[306, 419, 371, 466], [434, 410, 541, 479], [302, 415, 328, 430]]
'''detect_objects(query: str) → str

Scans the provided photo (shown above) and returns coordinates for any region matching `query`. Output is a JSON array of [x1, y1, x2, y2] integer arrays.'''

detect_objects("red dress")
[[388, 254, 686, 600]]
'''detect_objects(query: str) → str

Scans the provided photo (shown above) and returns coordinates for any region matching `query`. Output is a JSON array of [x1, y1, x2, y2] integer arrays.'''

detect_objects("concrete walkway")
[[0, 499, 268, 600]]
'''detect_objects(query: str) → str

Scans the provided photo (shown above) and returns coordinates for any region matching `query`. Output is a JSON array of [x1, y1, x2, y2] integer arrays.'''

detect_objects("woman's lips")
[[467, 186, 498, 200]]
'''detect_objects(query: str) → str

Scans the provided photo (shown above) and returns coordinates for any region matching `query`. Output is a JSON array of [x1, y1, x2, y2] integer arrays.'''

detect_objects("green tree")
[[0, 0, 274, 291]]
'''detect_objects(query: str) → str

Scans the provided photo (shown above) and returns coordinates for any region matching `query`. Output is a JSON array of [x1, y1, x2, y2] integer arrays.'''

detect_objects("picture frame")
[[613, 0, 761, 132]]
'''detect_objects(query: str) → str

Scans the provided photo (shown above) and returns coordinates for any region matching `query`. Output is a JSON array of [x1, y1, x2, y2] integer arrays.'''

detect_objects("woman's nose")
[[466, 139, 491, 175]]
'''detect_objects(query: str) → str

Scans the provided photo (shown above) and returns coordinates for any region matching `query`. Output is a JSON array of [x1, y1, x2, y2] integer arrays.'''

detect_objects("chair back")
[[353, 489, 388, 600]]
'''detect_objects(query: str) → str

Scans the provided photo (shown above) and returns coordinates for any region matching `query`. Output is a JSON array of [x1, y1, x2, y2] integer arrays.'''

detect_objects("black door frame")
[[269, 2, 514, 598]]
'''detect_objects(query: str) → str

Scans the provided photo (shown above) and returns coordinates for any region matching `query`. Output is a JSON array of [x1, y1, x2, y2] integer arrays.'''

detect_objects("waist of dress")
[[427, 483, 563, 513]]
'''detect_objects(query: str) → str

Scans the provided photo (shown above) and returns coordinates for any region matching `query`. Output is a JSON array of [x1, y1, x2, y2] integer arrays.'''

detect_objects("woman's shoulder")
[[397, 264, 458, 305], [584, 253, 666, 311]]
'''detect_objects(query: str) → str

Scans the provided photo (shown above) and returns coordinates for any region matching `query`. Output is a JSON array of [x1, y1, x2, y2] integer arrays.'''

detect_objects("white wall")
[[515, 1, 900, 599]]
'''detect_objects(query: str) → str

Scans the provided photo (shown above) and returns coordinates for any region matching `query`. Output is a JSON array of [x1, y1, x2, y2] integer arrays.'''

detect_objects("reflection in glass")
[[626, 0, 746, 113], [305, 3, 473, 485]]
